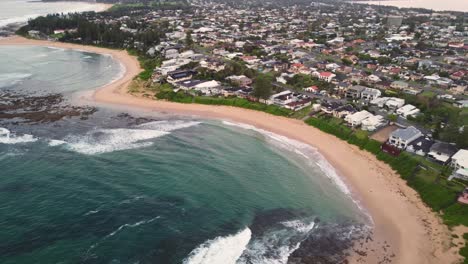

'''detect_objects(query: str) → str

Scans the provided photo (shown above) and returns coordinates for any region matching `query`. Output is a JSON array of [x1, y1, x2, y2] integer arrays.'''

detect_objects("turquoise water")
[[0, 46, 369, 263], [0, 46, 122, 95]]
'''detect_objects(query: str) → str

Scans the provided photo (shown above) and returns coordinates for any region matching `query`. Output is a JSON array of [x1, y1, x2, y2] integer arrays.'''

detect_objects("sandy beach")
[[0, 36, 463, 264]]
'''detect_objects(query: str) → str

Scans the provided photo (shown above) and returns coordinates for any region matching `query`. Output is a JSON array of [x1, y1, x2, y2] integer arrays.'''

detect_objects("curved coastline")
[[0, 36, 461, 263]]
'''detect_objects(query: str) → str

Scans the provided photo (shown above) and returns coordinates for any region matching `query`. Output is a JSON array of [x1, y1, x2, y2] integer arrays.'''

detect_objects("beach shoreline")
[[0, 36, 462, 263]]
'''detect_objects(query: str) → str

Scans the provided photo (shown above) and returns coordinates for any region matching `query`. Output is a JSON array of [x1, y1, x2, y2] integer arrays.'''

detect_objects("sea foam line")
[[61, 120, 201, 155], [221, 121, 374, 225], [183, 228, 252, 264], [0, 127, 37, 144]]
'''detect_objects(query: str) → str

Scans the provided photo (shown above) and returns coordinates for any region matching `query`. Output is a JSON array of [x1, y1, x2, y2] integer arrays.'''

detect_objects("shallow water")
[[0, 0, 108, 28], [0, 46, 370, 263]]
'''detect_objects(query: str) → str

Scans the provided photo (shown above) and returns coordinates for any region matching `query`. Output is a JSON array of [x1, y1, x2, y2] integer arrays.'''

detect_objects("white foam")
[[237, 220, 316, 264], [0, 128, 37, 144], [60, 120, 200, 155], [184, 228, 252, 264], [66, 128, 169, 155], [48, 139, 66, 147], [137, 120, 201, 132], [84, 210, 100, 216], [107, 216, 160, 237], [0, 73, 32, 88], [282, 220, 316, 233]]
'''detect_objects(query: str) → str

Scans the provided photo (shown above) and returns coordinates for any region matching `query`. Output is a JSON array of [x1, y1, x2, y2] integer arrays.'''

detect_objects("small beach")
[[0, 36, 462, 263]]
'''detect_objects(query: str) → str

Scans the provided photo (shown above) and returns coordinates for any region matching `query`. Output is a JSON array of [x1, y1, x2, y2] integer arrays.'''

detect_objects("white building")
[[360, 88, 382, 101], [371, 97, 405, 109], [388, 126, 423, 149], [452, 150, 468, 171], [396, 104, 420, 118], [345, 110, 373, 127], [361, 115, 386, 131]]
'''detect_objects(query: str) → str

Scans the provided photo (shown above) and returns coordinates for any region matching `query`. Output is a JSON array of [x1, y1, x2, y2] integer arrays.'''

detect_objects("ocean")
[[0, 46, 371, 263], [0, 0, 109, 29]]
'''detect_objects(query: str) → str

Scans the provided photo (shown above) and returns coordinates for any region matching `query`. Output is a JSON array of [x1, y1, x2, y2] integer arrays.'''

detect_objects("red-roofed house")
[[313, 71, 336, 83]]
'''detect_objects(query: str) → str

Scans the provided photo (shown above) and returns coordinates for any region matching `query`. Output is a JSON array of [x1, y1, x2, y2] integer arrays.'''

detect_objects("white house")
[[360, 88, 382, 101], [313, 71, 336, 83], [361, 115, 386, 131], [345, 110, 373, 127], [396, 104, 420, 118], [370, 97, 405, 109], [451, 149, 468, 171], [388, 126, 423, 149]]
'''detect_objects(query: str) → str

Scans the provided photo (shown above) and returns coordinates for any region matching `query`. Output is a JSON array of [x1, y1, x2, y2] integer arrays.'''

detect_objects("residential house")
[[345, 110, 373, 127], [313, 71, 336, 83], [167, 70, 196, 83], [371, 97, 405, 109], [451, 149, 468, 181], [388, 126, 423, 149], [396, 104, 420, 118], [332, 104, 356, 118], [390, 81, 409, 90], [226, 75, 252, 87], [345, 85, 366, 99], [320, 101, 342, 115], [361, 115, 386, 131], [406, 136, 434, 156], [428, 142, 458, 164], [360, 87, 382, 101], [451, 149, 468, 171], [454, 100, 468, 108]]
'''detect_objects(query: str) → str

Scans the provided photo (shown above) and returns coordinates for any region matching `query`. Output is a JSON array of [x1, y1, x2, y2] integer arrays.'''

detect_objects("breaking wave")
[[65, 128, 168, 155], [59, 120, 200, 155], [0, 128, 37, 144], [183, 228, 252, 264], [237, 220, 317, 264]]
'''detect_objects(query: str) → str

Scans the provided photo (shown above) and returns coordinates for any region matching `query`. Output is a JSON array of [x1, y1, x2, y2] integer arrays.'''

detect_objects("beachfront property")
[[332, 104, 357, 119], [167, 70, 197, 83], [450, 150, 468, 181], [406, 136, 434, 157], [268, 91, 312, 111], [428, 142, 459, 165], [388, 126, 423, 149], [173, 79, 222, 96], [361, 115, 387, 132]]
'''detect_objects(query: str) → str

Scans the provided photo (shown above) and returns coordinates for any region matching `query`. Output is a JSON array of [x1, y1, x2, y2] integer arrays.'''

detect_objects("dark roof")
[[407, 136, 434, 153], [168, 70, 196, 79], [430, 142, 458, 156]]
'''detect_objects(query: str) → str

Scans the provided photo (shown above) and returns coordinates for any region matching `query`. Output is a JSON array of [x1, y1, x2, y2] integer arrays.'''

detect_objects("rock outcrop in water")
[[0, 92, 96, 124]]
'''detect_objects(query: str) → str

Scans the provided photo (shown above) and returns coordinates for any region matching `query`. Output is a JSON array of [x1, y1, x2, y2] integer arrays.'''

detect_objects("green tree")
[[253, 74, 273, 100], [185, 30, 193, 47]]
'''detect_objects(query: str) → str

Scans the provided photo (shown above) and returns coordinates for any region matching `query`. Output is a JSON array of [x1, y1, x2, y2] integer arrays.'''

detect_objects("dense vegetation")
[[402, 93, 468, 149], [156, 90, 292, 116], [305, 116, 468, 227]]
